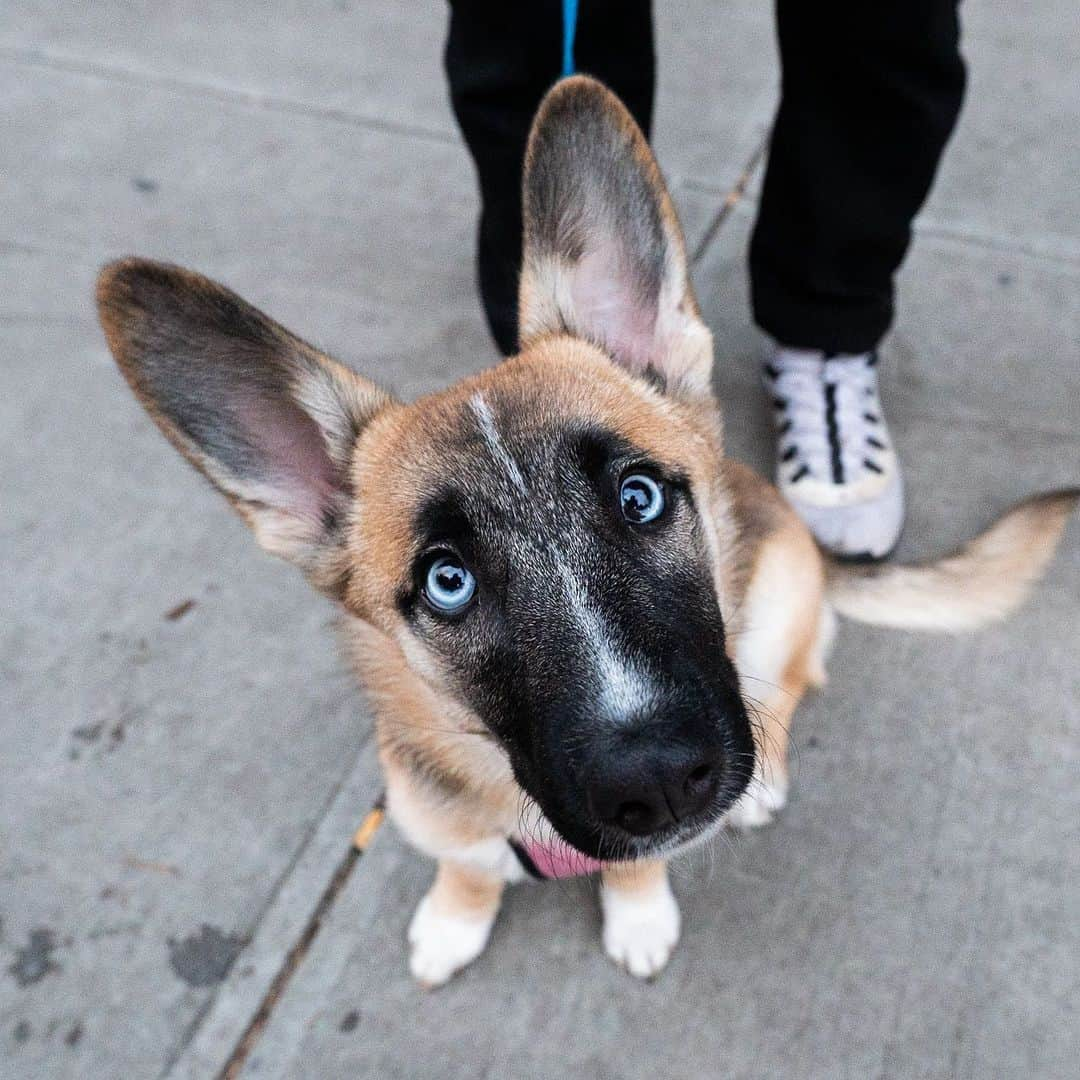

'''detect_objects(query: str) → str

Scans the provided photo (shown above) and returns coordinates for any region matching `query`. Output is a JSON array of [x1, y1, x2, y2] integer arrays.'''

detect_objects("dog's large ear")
[[519, 76, 712, 397], [96, 259, 396, 597]]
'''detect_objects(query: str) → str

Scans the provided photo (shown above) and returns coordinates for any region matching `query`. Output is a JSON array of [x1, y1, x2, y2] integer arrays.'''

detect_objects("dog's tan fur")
[[96, 75, 1076, 985]]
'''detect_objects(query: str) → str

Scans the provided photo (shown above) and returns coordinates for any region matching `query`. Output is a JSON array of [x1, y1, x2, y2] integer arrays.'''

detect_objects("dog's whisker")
[[379, 719, 490, 738]]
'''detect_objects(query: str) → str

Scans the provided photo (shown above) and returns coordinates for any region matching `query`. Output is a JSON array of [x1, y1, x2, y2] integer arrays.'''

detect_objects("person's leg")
[[750, 0, 965, 558], [751, 0, 966, 352], [445, 0, 655, 355]]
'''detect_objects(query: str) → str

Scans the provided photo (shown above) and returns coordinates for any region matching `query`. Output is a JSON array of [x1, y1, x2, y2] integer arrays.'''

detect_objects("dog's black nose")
[[586, 745, 723, 837]]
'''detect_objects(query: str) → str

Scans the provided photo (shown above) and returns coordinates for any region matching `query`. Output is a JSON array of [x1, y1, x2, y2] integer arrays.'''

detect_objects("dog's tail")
[[825, 490, 1078, 632]]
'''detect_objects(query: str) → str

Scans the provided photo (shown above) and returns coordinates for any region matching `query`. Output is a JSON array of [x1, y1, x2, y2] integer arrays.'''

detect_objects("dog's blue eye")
[[423, 555, 476, 613], [620, 473, 665, 524]]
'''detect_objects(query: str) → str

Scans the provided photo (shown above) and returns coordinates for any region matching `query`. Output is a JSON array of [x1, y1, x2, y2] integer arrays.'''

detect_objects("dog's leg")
[[408, 860, 504, 988], [600, 859, 680, 979], [728, 526, 825, 829]]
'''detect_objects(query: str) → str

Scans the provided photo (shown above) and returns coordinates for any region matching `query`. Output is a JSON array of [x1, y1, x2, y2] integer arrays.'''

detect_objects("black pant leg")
[[445, 0, 655, 355], [749, 1, 967, 354]]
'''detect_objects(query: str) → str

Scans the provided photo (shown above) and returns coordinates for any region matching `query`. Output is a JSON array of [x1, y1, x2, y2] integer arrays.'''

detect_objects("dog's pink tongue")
[[523, 839, 604, 879]]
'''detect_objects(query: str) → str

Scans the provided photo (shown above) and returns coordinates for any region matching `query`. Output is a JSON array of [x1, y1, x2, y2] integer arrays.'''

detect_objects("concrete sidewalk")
[[2, 3, 1077, 1078]]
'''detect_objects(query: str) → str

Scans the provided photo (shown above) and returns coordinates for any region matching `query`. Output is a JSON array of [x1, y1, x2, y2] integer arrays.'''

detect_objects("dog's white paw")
[[726, 774, 789, 829], [407, 895, 495, 988], [601, 879, 681, 979]]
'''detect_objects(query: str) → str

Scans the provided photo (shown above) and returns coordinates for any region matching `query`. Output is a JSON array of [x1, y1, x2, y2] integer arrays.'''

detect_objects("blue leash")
[[562, 0, 579, 76]]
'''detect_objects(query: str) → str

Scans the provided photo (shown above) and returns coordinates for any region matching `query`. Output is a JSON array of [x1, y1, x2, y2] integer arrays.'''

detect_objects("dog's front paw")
[[601, 878, 681, 979], [725, 774, 789, 829], [407, 895, 495, 988]]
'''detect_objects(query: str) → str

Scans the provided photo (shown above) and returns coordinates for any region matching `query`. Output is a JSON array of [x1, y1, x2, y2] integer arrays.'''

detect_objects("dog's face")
[[350, 346, 753, 858], [96, 77, 754, 861]]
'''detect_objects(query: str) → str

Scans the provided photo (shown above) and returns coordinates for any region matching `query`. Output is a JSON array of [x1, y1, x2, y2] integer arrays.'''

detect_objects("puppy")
[[95, 76, 1076, 986]]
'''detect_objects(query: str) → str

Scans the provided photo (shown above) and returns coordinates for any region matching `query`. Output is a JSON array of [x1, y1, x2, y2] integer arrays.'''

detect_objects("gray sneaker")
[[765, 347, 905, 560]]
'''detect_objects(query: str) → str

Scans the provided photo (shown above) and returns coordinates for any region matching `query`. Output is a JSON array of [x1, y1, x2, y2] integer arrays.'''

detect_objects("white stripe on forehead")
[[470, 392, 657, 721], [470, 393, 527, 493]]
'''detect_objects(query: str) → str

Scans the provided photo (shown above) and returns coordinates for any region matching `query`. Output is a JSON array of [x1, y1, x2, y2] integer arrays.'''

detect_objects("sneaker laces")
[[766, 351, 889, 485]]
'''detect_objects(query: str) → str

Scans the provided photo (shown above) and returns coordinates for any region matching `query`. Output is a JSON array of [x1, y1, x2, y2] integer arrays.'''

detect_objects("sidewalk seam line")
[[0, 44, 458, 145], [911, 221, 1080, 270], [689, 135, 768, 267], [217, 795, 384, 1080], [160, 718, 374, 1078]]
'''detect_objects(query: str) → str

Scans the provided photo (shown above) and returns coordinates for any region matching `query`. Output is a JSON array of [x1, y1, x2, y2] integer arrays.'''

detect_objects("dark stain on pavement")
[[339, 1009, 360, 1033], [165, 598, 196, 621], [13, 1020, 31, 1042], [167, 924, 247, 987], [8, 929, 61, 986], [71, 719, 126, 757], [65, 1021, 84, 1047]]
